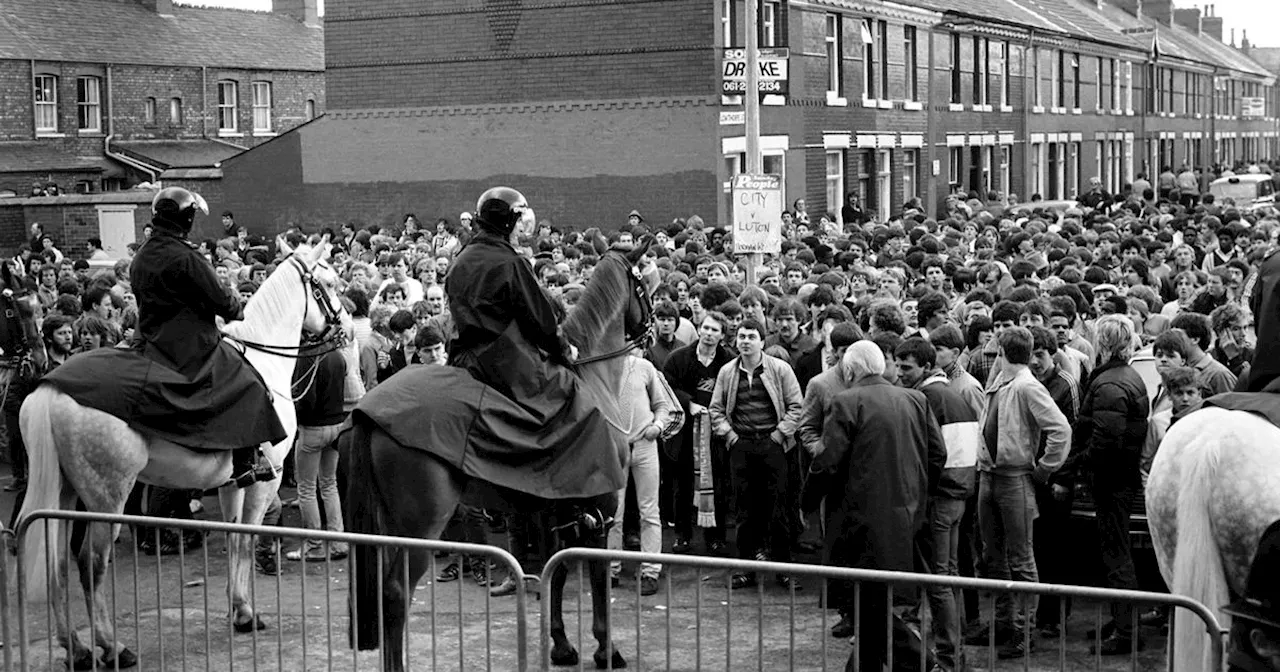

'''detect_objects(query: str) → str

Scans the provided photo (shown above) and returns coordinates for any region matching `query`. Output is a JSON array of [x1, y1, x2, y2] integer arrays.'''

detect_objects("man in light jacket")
[[970, 326, 1072, 659], [709, 317, 803, 589]]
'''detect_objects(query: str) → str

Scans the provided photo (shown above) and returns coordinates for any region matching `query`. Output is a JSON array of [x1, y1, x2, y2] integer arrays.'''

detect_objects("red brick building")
[[220, 0, 1278, 235], [0, 0, 324, 203]]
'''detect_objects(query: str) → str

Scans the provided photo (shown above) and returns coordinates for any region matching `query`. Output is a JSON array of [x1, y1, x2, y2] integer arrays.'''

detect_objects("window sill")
[[252, 130, 277, 137], [826, 93, 848, 107], [877, 100, 892, 109], [948, 103, 964, 112], [1126, 110, 1134, 116], [1001, 105, 1014, 113], [35, 132, 65, 138], [77, 129, 104, 136], [1032, 106, 1045, 114], [1095, 107, 1107, 115], [1052, 107, 1067, 114], [862, 98, 877, 108], [1072, 108, 1083, 115], [976, 104, 994, 112], [218, 131, 245, 138], [903, 101, 924, 111]]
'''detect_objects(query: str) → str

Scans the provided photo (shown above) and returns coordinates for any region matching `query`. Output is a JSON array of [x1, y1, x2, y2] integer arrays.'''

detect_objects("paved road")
[[0, 478, 1175, 671]]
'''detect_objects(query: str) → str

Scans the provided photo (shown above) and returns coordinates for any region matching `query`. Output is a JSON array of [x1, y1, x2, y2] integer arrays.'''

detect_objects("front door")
[[95, 205, 137, 259]]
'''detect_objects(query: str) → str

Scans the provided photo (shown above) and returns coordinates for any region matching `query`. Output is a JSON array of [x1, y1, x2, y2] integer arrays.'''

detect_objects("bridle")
[[572, 253, 654, 366], [224, 255, 350, 359]]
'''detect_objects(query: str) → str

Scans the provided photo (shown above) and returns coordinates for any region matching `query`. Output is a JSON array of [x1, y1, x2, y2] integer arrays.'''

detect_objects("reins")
[[221, 255, 349, 360]]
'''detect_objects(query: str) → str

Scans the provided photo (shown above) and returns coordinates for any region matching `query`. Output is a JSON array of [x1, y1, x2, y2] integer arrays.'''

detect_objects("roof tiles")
[[0, 0, 322, 71]]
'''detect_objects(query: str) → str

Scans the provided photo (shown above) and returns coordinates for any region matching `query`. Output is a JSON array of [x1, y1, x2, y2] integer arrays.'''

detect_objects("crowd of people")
[[5, 159, 1280, 671]]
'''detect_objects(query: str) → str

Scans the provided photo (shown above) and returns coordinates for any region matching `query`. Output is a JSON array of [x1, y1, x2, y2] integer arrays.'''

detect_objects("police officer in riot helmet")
[[131, 187, 285, 487]]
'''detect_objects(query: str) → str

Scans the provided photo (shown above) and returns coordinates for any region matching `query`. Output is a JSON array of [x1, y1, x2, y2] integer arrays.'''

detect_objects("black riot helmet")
[[151, 186, 209, 234], [475, 187, 531, 237]]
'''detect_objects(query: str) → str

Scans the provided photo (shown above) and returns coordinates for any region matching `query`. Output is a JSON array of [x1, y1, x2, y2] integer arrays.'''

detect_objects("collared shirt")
[[730, 358, 778, 435], [1189, 350, 1238, 396]]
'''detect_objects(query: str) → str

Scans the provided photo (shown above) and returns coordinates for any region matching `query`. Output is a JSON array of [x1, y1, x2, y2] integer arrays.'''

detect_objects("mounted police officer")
[[131, 187, 283, 487]]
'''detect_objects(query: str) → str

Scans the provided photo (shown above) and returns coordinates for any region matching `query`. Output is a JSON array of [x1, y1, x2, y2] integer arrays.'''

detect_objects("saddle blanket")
[[343, 364, 629, 501]]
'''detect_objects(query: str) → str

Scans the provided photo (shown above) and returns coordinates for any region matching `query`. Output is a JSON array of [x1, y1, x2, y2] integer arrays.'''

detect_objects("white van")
[[1208, 174, 1276, 212]]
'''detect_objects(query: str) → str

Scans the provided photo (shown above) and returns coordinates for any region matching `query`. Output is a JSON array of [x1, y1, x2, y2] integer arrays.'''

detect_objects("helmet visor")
[[192, 192, 209, 216]]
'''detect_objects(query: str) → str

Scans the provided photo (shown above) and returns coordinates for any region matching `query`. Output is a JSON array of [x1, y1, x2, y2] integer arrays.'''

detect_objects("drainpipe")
[[201, 66, 208, 139], [1210, 67, 1219, 168], [925, 22, 938, 218], [103, 64, 159, 185], [29, 60, 37, 133], [1023, 29, 1035, 203]]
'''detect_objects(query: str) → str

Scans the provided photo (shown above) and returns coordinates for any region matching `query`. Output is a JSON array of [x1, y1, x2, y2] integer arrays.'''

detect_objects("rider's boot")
[[231, 446, 277, 489]]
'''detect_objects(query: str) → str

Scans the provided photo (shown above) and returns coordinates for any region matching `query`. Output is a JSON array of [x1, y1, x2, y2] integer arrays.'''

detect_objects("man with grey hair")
[[812, 340, 946, 671]]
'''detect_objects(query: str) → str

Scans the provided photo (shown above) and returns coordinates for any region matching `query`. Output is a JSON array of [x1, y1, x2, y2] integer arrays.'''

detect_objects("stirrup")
[[231, 462, 277, 489]]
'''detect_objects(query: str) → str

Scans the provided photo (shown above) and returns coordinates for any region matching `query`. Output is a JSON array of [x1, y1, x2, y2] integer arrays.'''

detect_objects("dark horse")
[[344, 237, 656, 671]]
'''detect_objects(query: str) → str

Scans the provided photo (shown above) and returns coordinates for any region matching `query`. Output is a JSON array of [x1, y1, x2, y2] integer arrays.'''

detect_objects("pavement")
[[0, 467, 1175, 671]]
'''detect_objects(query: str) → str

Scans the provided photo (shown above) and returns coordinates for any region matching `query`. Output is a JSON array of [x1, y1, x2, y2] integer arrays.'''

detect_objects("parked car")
[[1209, 174, 1276, 212]]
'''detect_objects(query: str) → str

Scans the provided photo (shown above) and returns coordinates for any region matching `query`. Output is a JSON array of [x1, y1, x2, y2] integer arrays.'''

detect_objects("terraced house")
[[0, 0, 323, 199], [215, 0, 1278, 232]]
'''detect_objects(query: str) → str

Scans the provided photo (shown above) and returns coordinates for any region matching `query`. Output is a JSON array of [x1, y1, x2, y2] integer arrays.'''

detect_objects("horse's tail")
[[17, 386, 65, 604], [1156, 411, 1228, 672], [342, 421, 383, 651]]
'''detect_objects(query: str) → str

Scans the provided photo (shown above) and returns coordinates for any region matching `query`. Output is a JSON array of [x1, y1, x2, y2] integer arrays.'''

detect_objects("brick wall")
[[324, 0, 715, 109], [0, 61, 32, 141], [0, 196, 153, 257]]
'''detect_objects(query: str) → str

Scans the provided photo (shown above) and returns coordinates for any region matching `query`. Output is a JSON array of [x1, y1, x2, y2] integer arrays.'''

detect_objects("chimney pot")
[[272, 0, 320, 27]]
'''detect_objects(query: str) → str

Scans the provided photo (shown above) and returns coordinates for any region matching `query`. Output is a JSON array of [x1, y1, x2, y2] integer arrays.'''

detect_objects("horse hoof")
[[594, 649, 627, 669], [66, 650, 96, 671], [233, 615, 267, 633], [101, 648, 138, 669], [550, 644, 579, 666]]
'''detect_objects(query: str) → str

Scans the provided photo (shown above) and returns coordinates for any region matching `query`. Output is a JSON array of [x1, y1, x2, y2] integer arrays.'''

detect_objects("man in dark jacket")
[[1248, 248, 1280, 392], [895, 337, 978, 672], [814, 340, 946, 672], [1077, 315, 1150, 655]]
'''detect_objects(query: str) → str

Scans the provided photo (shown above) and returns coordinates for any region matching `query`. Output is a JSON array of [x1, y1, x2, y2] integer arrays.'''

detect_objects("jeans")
[[1034, 481, 1075, 628], [978, 472, 1040, 631], [608, 440, 662, 579], [440, 503, 489, 567], [296, 424, 346, 552], [729, 436, 790, 561], [927, 497, 966, 671], [1092, 474, 1139, 637]]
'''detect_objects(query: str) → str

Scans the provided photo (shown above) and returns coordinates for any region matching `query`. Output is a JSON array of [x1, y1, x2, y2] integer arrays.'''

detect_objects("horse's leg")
[[586, 495, 625, 670], [78, 520, 139, 668], [219, 475, 277, 632], [48, 495, 95, 671], [367, 439, 464, 672], [548, 556, 578, 666]]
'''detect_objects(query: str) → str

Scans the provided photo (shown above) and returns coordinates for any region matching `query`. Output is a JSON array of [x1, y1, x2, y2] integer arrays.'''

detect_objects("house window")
[[857, 150, 873, 205], [305, 99, 316, 121], [877, 21, 888, 100], [1069, 142, 1081, 197], [903, 149, 918, 202], [170, 97, 183, 124], [1055, 143, 1067, 198], [825, 14, 842, 99], [1030, 142, 1043, 198], [1000, 41, 1011, 107], [1033, 47, 1042, 107], [999, 146, 1011, 198], [722, 0, 733, 47], [861, 19, 875, 101], [252, 81, 272, 132], [1110, 59, 1119, 110], [826, 151, 845, 223], [34, 75, 58, 133], [876, 149, 892, 218], [1072, 53, 1081, 109], [76, 76, 102, 132], [904, 26, 919, 102], [950, 34, 962, 104], [948, 146, 963, 188], [972, 36, 987, 106], [143, 97, 156, 124], [761, 0, 779, 47], [1124, 62, 1133, 113], [1097, 141, 1106, 188], [1095, 56, 1104, 109], [217, 80, 238, 132], [1054, 50, 1064, 108]]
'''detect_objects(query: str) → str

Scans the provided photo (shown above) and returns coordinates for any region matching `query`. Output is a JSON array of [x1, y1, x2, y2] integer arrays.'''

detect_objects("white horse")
[[1146, 405, 1280, 672], [17, 240, 353, 670]]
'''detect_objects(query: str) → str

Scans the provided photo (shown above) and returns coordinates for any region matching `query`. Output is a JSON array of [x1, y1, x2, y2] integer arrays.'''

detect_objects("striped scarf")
[[692, 414, 716, 527]]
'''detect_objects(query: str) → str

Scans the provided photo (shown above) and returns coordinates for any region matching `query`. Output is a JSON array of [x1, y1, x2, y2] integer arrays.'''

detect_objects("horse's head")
[[290, 237, 353, 345], [562, 234, 655, 362], [620, 234, 657, 344]]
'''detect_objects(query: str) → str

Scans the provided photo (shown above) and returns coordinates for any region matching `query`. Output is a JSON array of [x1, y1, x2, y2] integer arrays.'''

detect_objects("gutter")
[[102, 65, 159, 185]]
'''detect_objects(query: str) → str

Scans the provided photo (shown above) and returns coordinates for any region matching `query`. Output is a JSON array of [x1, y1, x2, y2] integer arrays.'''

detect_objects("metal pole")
[[744, 0, 761, 286]]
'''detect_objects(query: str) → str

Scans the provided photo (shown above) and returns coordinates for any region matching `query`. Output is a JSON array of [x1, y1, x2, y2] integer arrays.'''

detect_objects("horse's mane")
[[562, 253, 628, 349], [224, 254, 308, 343]]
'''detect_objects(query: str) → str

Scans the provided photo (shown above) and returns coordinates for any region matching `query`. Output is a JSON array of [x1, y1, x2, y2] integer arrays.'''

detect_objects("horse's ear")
[[626, 234, 656, 265], [308, 234, 332, 263]]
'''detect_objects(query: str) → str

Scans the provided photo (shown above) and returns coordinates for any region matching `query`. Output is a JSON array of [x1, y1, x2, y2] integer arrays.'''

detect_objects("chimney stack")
[[1231, 27, 1236, 47], [140, 0, 174, 16], [272, 0, 320, 28], [1113, 0, 1142, 19], [1173, 7, 1202, 34], [1241, 29, 1251, 51], [1143, 0, 1173, 27], [1202, 9, 1224, 43]]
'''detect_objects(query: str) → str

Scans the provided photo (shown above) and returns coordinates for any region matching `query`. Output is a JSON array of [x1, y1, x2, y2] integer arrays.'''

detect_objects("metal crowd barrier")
[[12, 509, 532, 671], [538, 547, 1226, 672], [0, 511, 1228, 672]]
